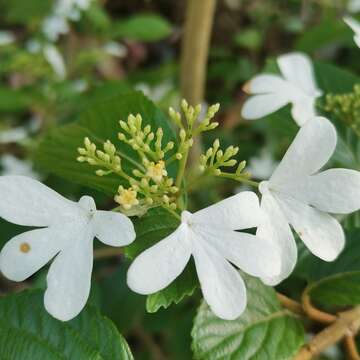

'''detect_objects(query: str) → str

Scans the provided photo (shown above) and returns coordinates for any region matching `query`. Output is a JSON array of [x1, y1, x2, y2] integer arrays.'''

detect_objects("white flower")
[[0, 31, 15, 46], [247, 150, 279, 180], [103, 41, 127, 58], [0, 155, 41, 180], [348, 0, 360, 13], [135, 81, 173, 103], [344, 16, 360, 48], [257, 117, 360, 285], [241, 52, 322, 126], [0, 176, 136, 321], [43, 44, 67, 79], [42, 15, 69, 42], [127, 192, 280, 320]]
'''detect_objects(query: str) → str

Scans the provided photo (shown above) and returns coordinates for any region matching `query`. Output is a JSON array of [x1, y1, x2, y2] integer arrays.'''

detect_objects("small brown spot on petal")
[[20, 243, 31, 253], [242, 81, 252, 94]]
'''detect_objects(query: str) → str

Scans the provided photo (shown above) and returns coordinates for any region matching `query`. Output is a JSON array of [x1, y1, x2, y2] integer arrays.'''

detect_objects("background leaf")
[[113, 14, 172, 42], [192, 274, 305, 360], [0, 290, 133, 359], [35, 91, 177, 196]]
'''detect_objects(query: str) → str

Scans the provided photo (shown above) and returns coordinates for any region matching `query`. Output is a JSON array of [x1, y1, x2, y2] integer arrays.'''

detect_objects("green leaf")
[[307, 271, 360, 310], [126, 207, 198, 312], [0, 0, 52, 25], [0, 289, 133, 359], [295, 229, 360, 282], [113, 14, 172, 42], [35, 91, 177, 196], [192, 274, 305, 360], [0, 87, 30, 112], [295, 17, 354, 53]]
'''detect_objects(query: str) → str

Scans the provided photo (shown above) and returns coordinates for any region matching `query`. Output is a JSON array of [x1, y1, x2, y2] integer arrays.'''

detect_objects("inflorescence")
[[77, 99, 250, 216]]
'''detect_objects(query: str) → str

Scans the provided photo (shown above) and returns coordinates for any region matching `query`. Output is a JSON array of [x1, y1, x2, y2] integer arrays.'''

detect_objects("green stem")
[[162, 205, 181, 221], [219, 172, 259, 188], [175, 146, 190, 189]]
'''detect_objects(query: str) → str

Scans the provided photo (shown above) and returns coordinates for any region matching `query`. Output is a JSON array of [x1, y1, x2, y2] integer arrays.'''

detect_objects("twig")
[[277, 293, 304, 316], [345, 335, 360, 360], [302, 291, 337, 324], [294, 306, 360, 360], [180, 0, 217, 168], [180, 0, 216, 105], [133, 326, 167, 360]]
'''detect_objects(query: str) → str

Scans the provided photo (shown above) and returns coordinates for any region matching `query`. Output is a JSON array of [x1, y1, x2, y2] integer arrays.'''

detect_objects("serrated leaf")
[[113, 14, 172, 42], [192, 274, 305, 360], [35, 92, 177, 196], [307, 271, 360, 310], [0, 289, 133, 359], [126, 207, 198, 313]]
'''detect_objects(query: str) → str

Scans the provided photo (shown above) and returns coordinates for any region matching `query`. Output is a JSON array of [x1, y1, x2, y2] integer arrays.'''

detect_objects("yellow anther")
[[115, 187, 139, 210]]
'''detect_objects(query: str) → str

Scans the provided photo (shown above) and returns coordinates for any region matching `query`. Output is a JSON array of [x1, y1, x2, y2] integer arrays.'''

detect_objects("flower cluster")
[[324, 84, 360, 136], [199, 139, 249, 182]]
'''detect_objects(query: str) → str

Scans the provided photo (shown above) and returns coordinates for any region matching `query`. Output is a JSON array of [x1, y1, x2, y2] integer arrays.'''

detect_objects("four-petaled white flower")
[[0, 176, 136, 321], [257, 117, 360, 285], [127, 192, 281, 320], [344, 16, 360, 48], [241, 52, 322, 126]]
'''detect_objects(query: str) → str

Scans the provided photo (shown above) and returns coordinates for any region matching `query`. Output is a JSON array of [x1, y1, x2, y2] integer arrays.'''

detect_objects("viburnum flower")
[[0, 176, 136, 321], [241, 52, 322, 126], [344, 16, 360, 48], [127, 192, 281, 320], [257, 117, 360, 285]]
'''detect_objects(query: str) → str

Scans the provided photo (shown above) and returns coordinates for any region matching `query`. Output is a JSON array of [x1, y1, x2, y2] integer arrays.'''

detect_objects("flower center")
[[20, 242, 31, 253], [146, 160, 167, 183]]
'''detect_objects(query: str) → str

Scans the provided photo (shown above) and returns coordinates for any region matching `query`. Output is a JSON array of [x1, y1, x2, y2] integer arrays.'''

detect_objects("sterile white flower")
[[0, 176, 136, 321], [257, 117, 360, 285], [241, 52, 322, 126], [344, 16, 360, 48], [127, 192, 281, 320]]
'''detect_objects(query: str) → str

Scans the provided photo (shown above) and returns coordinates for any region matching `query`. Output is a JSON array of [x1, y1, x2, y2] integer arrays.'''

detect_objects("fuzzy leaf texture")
[[191, 274, 305, 360], [0, 290, 133, 359]]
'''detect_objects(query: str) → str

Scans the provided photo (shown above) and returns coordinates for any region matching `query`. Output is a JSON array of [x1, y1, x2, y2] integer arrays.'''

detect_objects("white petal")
[[257, 189, 297, 286], [127, 225, 192, 295], [241, 93, 290, 120], [92, 210, 136, 247], [344, 16, 360, 48], [270, 117, 337, 185], [44, 226, 94, 321], [192, 191, 262, 230], [278, 194, 344, 261], [193, 239, 247, 320], [305, 169, 360, 214], [0, 227, 63, 281], [277, 52, 320, 96], [0, 176, 80, 227], [246, 74, 289, 94], [290, 96, 317, 126], [199, 227, 281, 278]]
